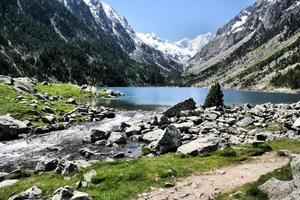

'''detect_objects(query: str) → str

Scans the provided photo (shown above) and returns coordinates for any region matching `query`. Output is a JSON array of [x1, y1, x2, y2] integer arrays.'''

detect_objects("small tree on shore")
[[204, 82, 224, 108]]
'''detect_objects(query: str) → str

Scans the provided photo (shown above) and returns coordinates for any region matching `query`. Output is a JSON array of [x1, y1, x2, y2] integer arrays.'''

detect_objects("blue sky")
[[104, 0, 257, 42]]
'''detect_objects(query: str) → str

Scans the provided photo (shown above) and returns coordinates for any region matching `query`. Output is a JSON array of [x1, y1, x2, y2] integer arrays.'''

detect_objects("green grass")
[[36, 83, 107, 98], [0, 144, 272, 200], [36, 83, 91, 98], [216, 139, 300, 200]]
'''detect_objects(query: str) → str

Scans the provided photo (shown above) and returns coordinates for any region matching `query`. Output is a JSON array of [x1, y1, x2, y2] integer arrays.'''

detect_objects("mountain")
[[187, 0, 300, 91], [137, 32, 214, 63], [0, 0, 182, 86], [82, 0, 183, 73]]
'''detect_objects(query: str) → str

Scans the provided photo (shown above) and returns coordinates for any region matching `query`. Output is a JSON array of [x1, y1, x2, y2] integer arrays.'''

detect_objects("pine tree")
[[204, 82, 224, 108]]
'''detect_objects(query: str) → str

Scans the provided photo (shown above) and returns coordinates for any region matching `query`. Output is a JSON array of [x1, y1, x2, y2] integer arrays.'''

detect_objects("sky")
[[103, 0, 257, 42]]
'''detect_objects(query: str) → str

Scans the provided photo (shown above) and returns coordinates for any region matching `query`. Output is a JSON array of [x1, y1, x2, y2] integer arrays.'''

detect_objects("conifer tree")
[[204, 82, 224, 108]]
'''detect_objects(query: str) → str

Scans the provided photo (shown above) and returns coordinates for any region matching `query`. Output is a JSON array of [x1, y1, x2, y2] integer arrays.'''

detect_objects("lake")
[[92, 87, 300, 110]]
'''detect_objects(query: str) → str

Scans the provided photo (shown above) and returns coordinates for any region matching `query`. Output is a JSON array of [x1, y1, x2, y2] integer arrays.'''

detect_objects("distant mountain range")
[[0, 0, 299, 89], [186, 0, 300, 91], [137, 32, 214, 63]]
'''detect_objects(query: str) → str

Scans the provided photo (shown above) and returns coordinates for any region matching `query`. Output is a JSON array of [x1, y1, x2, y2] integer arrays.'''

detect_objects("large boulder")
[[70, 191, 92, 200], [55, 160, 78, 175], [258, 178, 295, 200], [148, 125, 181, 155], [177, 137, 219, 156], [8, 186, 42, 200], [163, 98, 196, 118], [0, 115, 28, 141]]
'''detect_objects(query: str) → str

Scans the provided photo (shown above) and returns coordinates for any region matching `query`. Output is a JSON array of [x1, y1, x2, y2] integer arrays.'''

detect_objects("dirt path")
[[136, 153, 289, 200]]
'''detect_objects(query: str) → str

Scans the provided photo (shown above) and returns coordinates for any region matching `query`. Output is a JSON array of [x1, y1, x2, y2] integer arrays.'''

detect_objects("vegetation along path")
[[136, 152, 289, 200]]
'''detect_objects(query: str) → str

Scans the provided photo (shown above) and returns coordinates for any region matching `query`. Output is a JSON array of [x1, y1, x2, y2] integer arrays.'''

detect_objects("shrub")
[[204, 82, 224, 108]]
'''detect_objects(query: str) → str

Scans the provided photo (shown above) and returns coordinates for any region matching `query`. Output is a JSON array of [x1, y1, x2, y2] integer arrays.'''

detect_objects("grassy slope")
[[0, 83, 107, 129], [216, 139, 300, 200], [0, 142, 275, 200]]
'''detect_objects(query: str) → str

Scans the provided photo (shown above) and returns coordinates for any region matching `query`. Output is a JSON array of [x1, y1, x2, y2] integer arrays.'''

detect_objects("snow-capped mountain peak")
[[137, 32, 215, 63]]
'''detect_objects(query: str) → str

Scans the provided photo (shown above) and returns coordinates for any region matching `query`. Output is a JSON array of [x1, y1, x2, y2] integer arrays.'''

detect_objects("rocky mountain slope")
[[137, 32, 214, 63], [186, 0, 300, 91], [0, 0, 182, 86]]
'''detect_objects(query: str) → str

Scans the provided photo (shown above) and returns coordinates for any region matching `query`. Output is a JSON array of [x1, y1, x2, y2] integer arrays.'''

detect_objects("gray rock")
[[0, 75, 14, 85], [125, 125, 142, 136], [9, 186, 42, 200], [70, 191, 92, 200], [293, 118, 300, 129], [148, 125, 181, 155], [163, 98, 196, 117], [108, 132, 126, 144], [142, 129, 164, 143], [0, 115, 28, 141], [83, 170, 97, 182], [42, 106, 55, 114], [67, 98, 77, 105], [42, 115, 56, 124], [173, 121, 195, 131], [157, 115, 171, 125], [35, 159, 59, 172], [291, 156, 300, 187], [113, 152, 125, 158], [52, 186, 74, 200], [283, 189, 300, 200], [55, 160, 78, 175], [90, 130, 109, 143], [258, 178, 295, 200], [237, 115, 255, 127], [255, 132, 273, 141], [13, 77, 37, 93], [177, 137, 219, 156], [0, 172, 9, 181], [79, 148, 95, 159], [0, 179, 19, 189]]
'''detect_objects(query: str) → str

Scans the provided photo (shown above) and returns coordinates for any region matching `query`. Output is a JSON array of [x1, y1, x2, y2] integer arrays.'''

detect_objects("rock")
[[163, 98, 196, 118], [125, 125, 142, 136], [8, 186, 42, 200], [293, 118, 300, 129], [70, 191, 92, 200], [255, 132, 273, 141], [108, 132, 126, 144], [177, 137, 219, 156], [148, 125, 181, 155], [237, 115, 255, 127], [142, 129, 164, 143], [67, 98, 77, 105], [283, 189, 300, 200], [113, 152, 125, 158], [13, 77, 37, 93], [291, 156, 300, 187], [120, 122, 131, 131], [0, 172, 9, 181], [52, 186, 74, 200], [0, 115, 28, 141], [83, 170, 97, 182], [55, 160, 78, 175], [76, 180, 88, 189], [90, 130, 109, 143], [164, 182, 175, 188], [35, 159, 59, 172], [6, 169, 22, 180], [79, 149, 95, 159], [173, 121, 194, 131], [0, 179, 19, 189], [102, 111, 115, 119], [258, 178, 295, 200], [41, 81, 50, 85], [156, 115, 171, 125], [0, 75, 14, 85], [42, 115, 56, 124], [42, 106, 55, 114]]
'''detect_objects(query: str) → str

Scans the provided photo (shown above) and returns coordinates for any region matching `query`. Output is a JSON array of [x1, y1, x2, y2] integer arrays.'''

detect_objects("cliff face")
[[187, 0, 300, 91]]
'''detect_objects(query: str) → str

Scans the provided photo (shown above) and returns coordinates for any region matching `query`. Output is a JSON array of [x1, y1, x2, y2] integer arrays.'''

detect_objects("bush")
[[204, 82, 224, 108]]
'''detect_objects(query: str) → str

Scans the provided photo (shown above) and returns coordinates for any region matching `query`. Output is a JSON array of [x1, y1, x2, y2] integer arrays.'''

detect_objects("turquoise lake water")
[[93, 87, 300, 110]]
